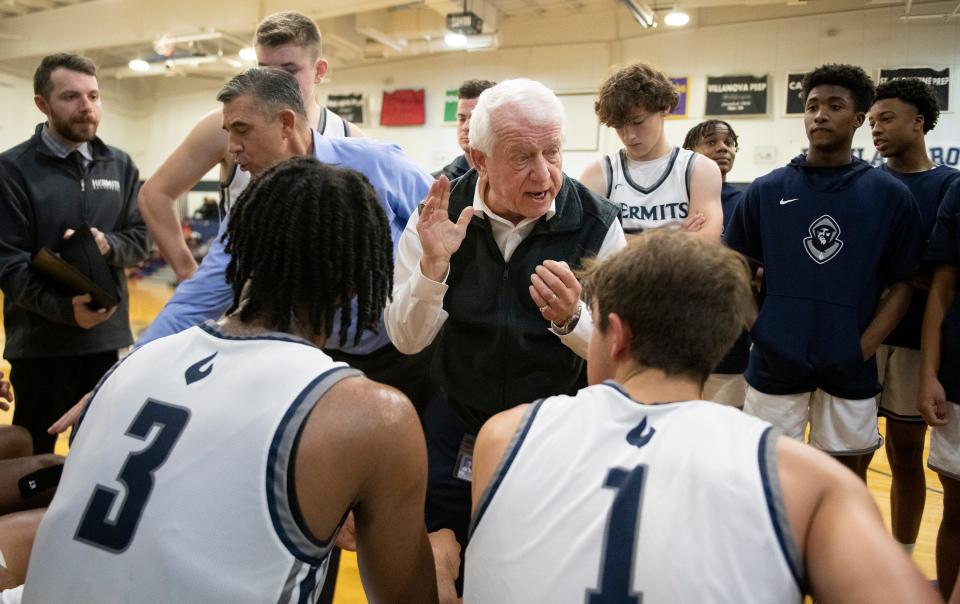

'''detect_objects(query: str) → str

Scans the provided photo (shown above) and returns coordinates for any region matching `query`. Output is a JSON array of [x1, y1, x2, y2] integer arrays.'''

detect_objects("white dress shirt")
[[385, 180, 626, 359]]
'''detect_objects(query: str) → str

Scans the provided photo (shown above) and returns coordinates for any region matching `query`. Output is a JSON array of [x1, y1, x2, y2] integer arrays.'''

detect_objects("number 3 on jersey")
[[75, 400, 190, 553], [587, 465, 647, 603]]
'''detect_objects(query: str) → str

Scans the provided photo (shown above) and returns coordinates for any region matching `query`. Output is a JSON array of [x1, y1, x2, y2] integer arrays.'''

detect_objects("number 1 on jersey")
[[75, 400, 190, 553], [587, 465, 647, 604]]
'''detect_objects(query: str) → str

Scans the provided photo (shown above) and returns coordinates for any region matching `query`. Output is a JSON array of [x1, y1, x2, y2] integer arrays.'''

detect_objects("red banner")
[[380, 89, 426, 126]]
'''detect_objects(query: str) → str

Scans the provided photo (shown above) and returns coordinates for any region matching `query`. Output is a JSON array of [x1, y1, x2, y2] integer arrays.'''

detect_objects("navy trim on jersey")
[[758, 427, 807, 593], [278, 560, 303, 603], [618, 147, 679, 195], [684, 152, 697, 201], [603, 155, 614, 199], [218, 162, 239, 219], [198, 321, 319, 349], [469, 400, 545, 537], [878, 407, 925, 423], [599, 379, 690, 407], [318, 107, 328, 135], [72, 348, 144, 445], [296, 564, 321, 604], [266, 366, 361, 565]]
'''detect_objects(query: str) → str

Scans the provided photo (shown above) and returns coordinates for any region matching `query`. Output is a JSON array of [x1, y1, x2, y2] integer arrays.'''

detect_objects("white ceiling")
[[0, 0, 954, 79]]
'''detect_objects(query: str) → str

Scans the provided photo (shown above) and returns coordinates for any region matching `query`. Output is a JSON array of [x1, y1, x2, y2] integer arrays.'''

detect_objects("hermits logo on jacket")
[[804, 214, 844, 264]]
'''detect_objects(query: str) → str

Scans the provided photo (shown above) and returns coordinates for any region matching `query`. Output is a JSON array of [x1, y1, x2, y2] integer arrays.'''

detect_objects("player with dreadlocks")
[[17, 157, 443, 604]]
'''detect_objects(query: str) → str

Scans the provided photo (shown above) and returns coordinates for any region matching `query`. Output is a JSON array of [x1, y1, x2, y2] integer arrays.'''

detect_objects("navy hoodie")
[[725, 154, 923, 399], [925, 180, 960, 402]]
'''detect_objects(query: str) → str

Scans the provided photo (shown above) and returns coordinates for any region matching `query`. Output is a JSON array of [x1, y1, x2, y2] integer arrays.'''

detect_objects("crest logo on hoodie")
[[804, 214, 844, 264]]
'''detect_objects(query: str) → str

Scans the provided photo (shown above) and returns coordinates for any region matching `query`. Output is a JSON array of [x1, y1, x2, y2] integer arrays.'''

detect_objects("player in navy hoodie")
[[868, 78, 960, 558], [725, 64, 923, 480], [919, 179, 960, 600]]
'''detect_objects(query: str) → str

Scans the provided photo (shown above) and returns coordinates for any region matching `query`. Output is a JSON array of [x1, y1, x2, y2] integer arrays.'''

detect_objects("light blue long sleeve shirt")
[[137, 130, 433, 354]]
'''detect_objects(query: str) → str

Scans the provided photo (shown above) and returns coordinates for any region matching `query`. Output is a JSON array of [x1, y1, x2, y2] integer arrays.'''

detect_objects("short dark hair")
[[216, 67, 307, 120], [254, 11, 322, 59], [682, 119, 739, 151], [802, 63, 876, 113], [595, 63, 679, 127], [224, 157, 393, 344], [458, 79, 496, 100], [875, 78, 940, 133], [34, 53, 96, 98], [581, 231, 752, 384]]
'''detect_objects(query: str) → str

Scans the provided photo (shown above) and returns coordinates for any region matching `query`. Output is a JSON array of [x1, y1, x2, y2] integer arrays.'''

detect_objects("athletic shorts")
[[743, 386, 881, 455], [929, 403, 960, 482], [876, 345, 924, 422], [703, 373, 747, 408]]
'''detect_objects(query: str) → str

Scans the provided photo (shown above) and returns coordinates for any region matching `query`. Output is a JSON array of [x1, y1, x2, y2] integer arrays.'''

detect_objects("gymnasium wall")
[[1, 4, 958, 185]]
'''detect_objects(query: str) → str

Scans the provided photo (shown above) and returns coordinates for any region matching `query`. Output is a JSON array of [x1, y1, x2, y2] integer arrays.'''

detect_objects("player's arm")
[[919, 265, 956, 425], [860, 281, 912, 361], [777, 437, 939, 604], [0, 508, 44, 587], [346, 121, 366, 138], [686, 156, 723, 243], [138, 109, 228, 281], [578, 160, 608, 197], [472, 405, 528, 511], [296, 378, 438, 604]]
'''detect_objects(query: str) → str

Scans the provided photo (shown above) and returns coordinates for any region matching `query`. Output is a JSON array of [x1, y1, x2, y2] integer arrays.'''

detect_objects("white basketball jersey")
[[219, 107, 350, 215], [23, 322, 355, 604], [604, 147, 698, 234], [465, 381, 804, 604]]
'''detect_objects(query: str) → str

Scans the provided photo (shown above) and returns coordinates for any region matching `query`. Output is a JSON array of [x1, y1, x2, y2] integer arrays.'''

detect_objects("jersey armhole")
[[603, 155, 614, 199], [468, 399, 545, 538], [684, 152, 699, 201], [758, 426, 808, 595], [267, 366, 362, 565]]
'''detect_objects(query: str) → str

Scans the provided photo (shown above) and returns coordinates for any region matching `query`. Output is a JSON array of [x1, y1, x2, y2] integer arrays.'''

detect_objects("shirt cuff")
[[411, 260, 449, 302], [552, 302, 592, 359]]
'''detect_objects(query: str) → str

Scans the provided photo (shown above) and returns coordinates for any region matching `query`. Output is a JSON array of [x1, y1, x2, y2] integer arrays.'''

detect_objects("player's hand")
[[428, 529, 461, 604], [48, 392, 90, 435], [417, 176, 473, 282], [681, 212, 706, 232], [0, 370, 12, 412], [529, 260, 582, 327], [917, 375, 950, 427], [335, 512, 357, 552], [64, 227, 111, 256], [72, 294, 116, 329]]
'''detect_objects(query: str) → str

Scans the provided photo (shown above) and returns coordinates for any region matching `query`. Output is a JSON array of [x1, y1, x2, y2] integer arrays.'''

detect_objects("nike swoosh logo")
[[185, 352, 217, 385], [626, 416, 656, 449], [779, 198, 799, 205]]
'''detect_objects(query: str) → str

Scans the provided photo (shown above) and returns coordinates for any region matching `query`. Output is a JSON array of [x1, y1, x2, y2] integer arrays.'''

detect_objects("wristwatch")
[[551, 302, 582, 335]]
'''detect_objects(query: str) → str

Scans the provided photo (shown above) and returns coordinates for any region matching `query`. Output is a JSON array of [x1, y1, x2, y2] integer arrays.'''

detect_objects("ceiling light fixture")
[[444, 32, 468, 47], [128, 58, 150, 72], [620, 0, 657, 28], [664, 8, 690, 27], [238, 47, 256, 61]]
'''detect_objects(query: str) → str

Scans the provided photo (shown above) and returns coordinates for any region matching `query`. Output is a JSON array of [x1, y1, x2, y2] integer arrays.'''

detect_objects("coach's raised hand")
[[417, 176, 474, 282]]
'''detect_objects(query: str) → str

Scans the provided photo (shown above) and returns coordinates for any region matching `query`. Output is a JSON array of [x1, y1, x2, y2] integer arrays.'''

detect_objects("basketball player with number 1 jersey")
[[464, 231, 936, 603]]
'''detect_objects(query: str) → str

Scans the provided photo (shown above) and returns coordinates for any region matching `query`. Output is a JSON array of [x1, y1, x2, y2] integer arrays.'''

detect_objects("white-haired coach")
[[385, 78, 626, 592]]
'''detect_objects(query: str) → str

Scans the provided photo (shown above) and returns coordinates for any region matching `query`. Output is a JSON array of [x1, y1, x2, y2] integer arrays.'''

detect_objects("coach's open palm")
[[417, 176, 473, 282]]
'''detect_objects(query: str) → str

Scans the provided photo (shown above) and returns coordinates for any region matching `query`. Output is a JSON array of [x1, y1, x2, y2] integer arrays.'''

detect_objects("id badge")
[[454, 433, 476, 482]]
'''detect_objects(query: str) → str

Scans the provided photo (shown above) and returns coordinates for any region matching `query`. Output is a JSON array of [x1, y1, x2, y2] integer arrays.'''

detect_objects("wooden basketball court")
[[0, 280, 944, 601]]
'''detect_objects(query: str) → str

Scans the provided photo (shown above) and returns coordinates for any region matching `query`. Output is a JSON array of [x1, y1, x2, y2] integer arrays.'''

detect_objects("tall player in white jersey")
[[19, 159, 440, 604], [464, 231, 938, 604], [138, 10, 364, 282], [580, 63, 722, 241]]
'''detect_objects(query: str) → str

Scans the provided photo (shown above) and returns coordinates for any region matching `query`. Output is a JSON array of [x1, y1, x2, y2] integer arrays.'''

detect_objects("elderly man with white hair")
[[386, 78, 626, 591]]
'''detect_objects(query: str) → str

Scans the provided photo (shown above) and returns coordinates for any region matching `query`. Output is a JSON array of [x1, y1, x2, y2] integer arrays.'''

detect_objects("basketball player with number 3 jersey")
[[19, 159, 440, 604], [464, 231, 937, 604]]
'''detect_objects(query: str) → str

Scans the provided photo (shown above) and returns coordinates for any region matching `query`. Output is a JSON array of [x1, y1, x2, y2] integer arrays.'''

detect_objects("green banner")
[[443, 89, 458, 123]]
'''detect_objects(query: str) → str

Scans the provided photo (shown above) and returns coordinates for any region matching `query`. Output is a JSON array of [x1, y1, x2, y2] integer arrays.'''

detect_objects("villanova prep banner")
[[785, 72, 808, 115], [878, 67, 950, 111], [705, 75, 769, 116], [326, 94, 366, 125]]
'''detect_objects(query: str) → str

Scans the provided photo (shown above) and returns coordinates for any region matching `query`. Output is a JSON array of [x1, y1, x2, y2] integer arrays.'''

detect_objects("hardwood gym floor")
[[0, 279, 943, 601]]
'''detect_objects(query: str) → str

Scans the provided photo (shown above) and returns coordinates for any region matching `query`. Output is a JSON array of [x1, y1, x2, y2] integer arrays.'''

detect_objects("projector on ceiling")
[[446, 11, 484, 35]]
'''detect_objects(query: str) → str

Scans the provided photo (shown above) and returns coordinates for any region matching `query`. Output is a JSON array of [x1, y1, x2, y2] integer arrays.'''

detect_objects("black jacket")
[[0, 124, 150, 358]]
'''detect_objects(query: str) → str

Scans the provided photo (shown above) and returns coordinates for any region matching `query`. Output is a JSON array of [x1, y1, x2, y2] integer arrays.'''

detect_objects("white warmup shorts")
[[743, 386, 881, 454], [703, 373, 747, 408], [929, 403, 960, 482], [876, 344, 924, 422]]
